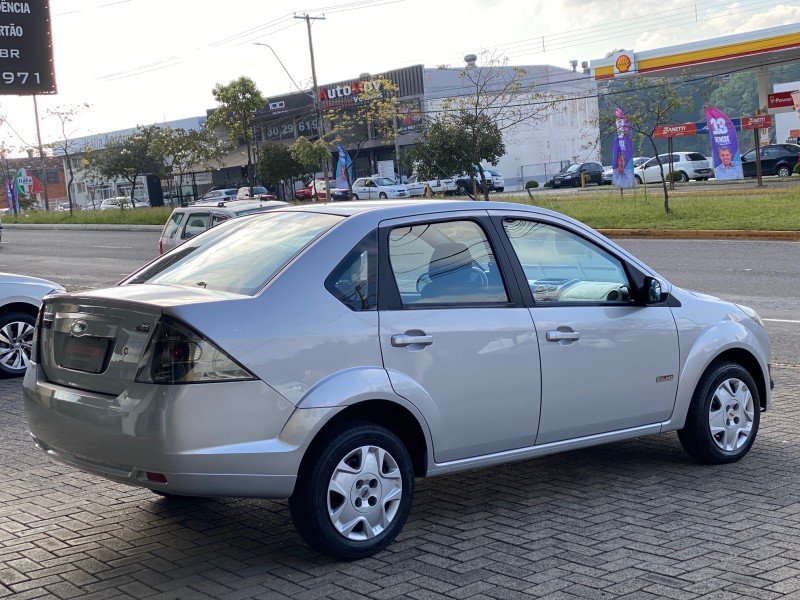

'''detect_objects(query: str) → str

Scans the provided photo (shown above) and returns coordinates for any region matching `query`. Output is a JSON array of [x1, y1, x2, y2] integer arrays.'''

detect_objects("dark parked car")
[[741, 144, 800, 178], [551, 162, 604, 187]]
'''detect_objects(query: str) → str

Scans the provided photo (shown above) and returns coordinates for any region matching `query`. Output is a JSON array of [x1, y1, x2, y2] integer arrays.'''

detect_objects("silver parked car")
[[23, 200, 772, 560], [1, 273, 65, 377]]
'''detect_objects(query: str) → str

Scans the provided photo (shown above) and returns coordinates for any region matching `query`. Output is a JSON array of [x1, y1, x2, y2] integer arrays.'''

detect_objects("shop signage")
[[0, 0, 56, 94]]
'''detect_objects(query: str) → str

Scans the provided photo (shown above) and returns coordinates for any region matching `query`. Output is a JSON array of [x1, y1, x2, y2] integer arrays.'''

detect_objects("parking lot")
[[2, 365, 800, 599]]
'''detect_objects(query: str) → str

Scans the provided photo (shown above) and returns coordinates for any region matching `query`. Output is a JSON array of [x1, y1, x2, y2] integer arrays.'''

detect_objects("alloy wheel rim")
[[0, 321, 34, 371], [708, 377, 754, 452], [327, 444, 402, 541]]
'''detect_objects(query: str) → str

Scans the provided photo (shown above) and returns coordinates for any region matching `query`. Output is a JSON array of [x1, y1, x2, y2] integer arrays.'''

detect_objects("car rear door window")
[[182, 213, 210, 239], [502, 219, 632, 304], [388, 220, 508, 307], [687, 153, 706, 161], [326, 231, 377, 311], [163, 212, 184, 240]]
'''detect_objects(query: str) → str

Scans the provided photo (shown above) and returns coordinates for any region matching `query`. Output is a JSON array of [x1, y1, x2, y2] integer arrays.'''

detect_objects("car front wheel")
[[289, 422, 414, 560], [0, 311, 36, 378], [777, 165, 791, 177], [678, 360, 760, 464], [379, 192, 388, 199]]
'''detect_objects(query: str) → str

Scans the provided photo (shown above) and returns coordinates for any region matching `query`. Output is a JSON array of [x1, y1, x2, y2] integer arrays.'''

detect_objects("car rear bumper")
[[23, 363, 304, 498]]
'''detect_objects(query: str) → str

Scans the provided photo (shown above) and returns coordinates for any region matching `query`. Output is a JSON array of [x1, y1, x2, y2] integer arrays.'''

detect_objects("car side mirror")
[[643, 276, 666, 304]]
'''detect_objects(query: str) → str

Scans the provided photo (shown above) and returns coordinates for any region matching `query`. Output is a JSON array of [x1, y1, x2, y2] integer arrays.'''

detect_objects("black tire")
[[289, 422, 414, 560], [0, 311, 36, 378], [495, 187, 504, 192], [678, 171, 689, 183], [677, 360, 760, 464], [352, 193, 359, 200], [457, 184, 468, 196], [635, 175, 643, 184], [379, 192, 388, 199], [777, 165, 791, 177]]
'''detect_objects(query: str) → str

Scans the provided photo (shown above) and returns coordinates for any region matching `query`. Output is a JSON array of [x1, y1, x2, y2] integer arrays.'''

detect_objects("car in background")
[[236, 186, 277, 201], [351, 176, 409, 199], [99, 196, 143, 210], [602, 165, 613, 185], [484, 168, 505, 192], [634, 152, 712, 184], [296, 179, 350, 201], [0, 212, 3, 243], [741, 143, 800, 178], [199, 188, 238, 203], [453, 173, 493, 195], [55, 202, 76, 211], [24, 199, 772, 560], [158, 198, 290, 255], [0, 272, 65, 377], [405, 175, 457, 197], [551, 162, 604, 187]]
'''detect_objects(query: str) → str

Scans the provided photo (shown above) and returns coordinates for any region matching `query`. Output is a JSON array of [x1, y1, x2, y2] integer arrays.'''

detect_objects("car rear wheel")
[[678, 171, 689, 183], [777, 165, 791, 177], [0, 311, 36, 378], [677, 360, 760, 464], [495, 187, 504, 192], [352, 194, 359, 200], [289, 422, 414, 560]]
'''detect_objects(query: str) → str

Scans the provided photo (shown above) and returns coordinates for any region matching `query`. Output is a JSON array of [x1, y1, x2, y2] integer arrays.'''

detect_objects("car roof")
[[174, 200, 288, 212]]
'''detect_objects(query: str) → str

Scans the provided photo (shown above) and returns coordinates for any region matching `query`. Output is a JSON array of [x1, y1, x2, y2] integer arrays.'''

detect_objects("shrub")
[[667, 171, 683, 182], [543, 180, 553, 188], [525, 180, 539, 189], [794, 163, 800, 175]]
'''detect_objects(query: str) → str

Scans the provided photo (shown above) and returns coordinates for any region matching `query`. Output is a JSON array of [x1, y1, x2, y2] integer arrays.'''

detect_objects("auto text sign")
[[653, 123, 697, 138], [740, 115, 773, 130], [0, 0, 56, 95]]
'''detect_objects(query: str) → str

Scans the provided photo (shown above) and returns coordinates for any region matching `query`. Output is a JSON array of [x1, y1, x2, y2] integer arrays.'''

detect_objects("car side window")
[[502, 219, 632, 304], [163, 212, 184, 240], [182, 213, 210, 239], [211, 214, 229, 227], [325, 230, 377, 311], [388, 220, 508, 307]]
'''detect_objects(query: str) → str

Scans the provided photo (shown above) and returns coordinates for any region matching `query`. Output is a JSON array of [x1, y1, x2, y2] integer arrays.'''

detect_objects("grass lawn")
[[3, 184, 798, 230]]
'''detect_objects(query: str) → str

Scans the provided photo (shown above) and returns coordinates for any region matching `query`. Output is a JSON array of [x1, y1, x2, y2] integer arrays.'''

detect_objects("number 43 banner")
[[704, 105, 743, 180]]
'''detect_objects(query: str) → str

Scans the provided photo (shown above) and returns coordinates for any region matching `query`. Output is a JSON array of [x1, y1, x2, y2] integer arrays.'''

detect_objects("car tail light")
[[136, 316, 255, 384], [158, 239, 163, 255]]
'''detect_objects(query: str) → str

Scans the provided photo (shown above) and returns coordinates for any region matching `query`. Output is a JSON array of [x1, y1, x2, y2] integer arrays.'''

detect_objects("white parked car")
[[99, 196, 142, 210], [634, 152, 713, 184], [405, 176, 456, 197], [484, 168, 505, 192], [23, 200, 772, 560], [0, 273, 65, 377], [351, 176, 409, 199]]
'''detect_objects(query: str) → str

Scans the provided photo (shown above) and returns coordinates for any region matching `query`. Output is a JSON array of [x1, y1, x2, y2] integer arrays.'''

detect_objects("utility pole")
[[32, 96, 50, 211], [294, 12, 331, 199]]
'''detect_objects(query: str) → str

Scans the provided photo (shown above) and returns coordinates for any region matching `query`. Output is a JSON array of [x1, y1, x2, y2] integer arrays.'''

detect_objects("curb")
[[597, 229, 800, 241], [1, 223, 163, 232]]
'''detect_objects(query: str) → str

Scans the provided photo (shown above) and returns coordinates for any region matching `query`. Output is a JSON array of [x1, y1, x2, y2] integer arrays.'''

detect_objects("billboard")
[[0, 0, 57, 95]]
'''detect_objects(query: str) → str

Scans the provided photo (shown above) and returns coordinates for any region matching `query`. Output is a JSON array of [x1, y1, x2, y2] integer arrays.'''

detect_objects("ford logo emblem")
[[70, 320, 88, 337]]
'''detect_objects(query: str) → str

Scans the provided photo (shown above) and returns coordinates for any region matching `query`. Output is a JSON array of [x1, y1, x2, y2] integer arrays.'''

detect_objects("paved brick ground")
[[3, 368, 800, 600]]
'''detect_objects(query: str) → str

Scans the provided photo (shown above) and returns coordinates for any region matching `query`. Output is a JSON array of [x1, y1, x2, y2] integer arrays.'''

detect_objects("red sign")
[[654, 123, 697, 138], [791, 129, 800, 138], [740, 115, 773, 129], [768, 91, 796, 109]]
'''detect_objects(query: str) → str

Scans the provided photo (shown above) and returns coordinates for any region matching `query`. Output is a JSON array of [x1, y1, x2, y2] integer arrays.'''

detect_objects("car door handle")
[[391, 334, 433, 347], [546, 330, 580, 342]]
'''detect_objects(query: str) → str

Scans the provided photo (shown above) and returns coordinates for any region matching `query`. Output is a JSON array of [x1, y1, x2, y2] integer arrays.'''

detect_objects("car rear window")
[[162, 212, 184, 239], [686, 153, 707, 161], [125, 212, 343, 295]]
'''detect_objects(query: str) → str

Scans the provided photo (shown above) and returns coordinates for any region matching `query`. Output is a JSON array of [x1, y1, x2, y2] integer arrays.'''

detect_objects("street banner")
[[4, 178, 13, 213], [704, 105, 742, 180], [612, 108, 634, 188], [335, 144, 352, 189]]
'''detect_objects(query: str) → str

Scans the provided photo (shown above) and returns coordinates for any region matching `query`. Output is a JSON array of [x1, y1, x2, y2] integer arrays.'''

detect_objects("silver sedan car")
[[23, 200, 772, 560]]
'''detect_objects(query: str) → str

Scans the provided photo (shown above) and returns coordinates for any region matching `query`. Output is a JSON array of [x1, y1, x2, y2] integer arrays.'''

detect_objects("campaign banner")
[[335, 144, 352, 189], [612, 108, 634, 188], [704, 106, 742, 180]]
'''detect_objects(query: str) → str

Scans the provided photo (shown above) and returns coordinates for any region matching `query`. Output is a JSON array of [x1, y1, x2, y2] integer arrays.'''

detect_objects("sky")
[[1, 0, 800, 156]]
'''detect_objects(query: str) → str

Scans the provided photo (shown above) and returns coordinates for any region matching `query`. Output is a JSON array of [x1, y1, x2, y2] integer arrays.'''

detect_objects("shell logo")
[[615, 54, 632, 73]]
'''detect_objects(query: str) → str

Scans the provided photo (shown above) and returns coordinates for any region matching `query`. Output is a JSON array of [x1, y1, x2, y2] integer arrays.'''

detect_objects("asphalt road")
[[1, 227, 798, 365]]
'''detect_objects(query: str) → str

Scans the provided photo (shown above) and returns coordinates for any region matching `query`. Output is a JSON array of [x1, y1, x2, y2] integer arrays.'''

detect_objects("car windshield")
[[374, 177, 395, 186], [564, 164, 581, 173], [124, 211, 343, 295]]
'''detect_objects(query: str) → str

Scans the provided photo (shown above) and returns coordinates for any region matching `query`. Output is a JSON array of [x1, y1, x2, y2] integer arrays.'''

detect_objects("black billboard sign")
[[0, 0, 56, 95]]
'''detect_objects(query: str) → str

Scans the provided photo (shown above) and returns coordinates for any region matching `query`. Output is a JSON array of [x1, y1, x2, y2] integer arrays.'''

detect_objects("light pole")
[[294, 12, 331, 198]]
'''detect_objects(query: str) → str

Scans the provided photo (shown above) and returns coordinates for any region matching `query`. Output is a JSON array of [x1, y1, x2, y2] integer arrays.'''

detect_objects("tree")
[[599, 74, 704, 213], [291, 136, 331, 201], [96, 125, 165, 208], [323, 76, 401, 195], [418, 51, 557, 199], [256, 142, 304, 199], [152, 127, 225, 206], [45, 103, 90, 215], [206, 76, 267, 194]]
